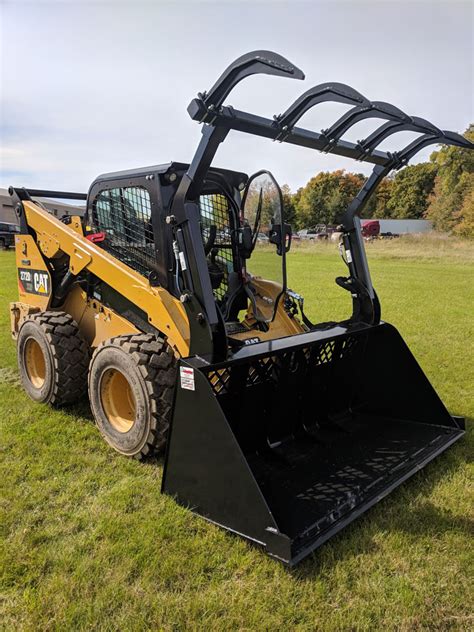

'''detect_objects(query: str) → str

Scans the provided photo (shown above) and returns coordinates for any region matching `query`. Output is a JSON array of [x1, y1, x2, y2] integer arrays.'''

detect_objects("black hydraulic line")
[[51, 269, 77, 307]]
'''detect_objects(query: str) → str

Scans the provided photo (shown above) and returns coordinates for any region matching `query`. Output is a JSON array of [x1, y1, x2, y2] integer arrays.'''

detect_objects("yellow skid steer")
[[9, 51, 471, 564]]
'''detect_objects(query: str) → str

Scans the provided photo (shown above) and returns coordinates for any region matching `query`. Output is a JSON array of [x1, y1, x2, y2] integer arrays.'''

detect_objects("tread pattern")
[[90, 333, 177, 458], [26, 311, 90, 405]]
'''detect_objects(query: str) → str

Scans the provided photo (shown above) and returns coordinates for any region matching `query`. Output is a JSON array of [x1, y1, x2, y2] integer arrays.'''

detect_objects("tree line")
[[282, 126, 473, 238]]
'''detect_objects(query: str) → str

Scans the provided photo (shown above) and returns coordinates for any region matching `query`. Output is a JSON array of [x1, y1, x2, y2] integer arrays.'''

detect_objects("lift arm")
[[10, 189, 190, 356]]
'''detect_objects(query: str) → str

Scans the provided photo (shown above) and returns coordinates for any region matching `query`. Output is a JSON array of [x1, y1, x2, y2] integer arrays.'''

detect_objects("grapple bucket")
[[162, 323, 464, 565]]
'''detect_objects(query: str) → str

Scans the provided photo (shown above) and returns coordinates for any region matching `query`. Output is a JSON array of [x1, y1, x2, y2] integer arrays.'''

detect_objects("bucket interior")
[[202, 324, 462, 555]]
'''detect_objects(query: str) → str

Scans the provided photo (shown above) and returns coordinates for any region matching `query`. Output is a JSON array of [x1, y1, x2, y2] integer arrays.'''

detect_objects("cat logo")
[[18, 268, 51, 297], [33, 272, 49, 294]]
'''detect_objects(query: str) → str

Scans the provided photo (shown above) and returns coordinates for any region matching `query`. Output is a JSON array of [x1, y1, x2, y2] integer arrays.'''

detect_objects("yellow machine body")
[[11, 202, 191, 355], [10, 201, 303, 354]]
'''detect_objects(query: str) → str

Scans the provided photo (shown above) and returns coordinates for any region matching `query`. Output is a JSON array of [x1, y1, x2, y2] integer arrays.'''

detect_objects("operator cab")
[[86, 162, 301, 348]]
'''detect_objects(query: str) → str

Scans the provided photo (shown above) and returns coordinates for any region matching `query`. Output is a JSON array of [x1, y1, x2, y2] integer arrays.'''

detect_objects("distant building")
[[0, 187, 85, 225], [0, 190, 17, 224], [376, 219, 432, 234]]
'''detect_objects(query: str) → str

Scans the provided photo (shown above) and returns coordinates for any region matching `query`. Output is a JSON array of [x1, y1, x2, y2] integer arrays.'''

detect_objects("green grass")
[[1, 240, 473, 631]]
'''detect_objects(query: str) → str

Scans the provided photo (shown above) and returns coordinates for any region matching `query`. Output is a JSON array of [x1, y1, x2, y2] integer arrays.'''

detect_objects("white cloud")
[[1, 1, 472, 192]]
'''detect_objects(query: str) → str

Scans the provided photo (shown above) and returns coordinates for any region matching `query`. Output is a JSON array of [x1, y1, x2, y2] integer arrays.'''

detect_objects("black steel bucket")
[[162, 322, 464, 565]]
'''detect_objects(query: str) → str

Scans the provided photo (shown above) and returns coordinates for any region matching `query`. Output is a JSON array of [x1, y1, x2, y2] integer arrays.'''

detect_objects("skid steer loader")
[[9, 51, 471, 565]]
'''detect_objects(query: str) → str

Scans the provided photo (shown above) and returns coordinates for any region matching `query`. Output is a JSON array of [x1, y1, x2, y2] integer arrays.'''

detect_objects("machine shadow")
[[67, 398, 94, 421]]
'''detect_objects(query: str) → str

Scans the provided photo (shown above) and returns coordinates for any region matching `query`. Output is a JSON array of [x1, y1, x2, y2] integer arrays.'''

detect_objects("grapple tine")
[[358, 115, 443, 155], [195, 50, 304, 115], [440, 130, 474, 148], [322, 100, 411, 146], [395, 130, 474, 166], [274, 82, 370, 135]]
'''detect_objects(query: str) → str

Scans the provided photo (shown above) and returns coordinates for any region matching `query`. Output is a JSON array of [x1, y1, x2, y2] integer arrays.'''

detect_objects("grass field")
[[1, 237, 473, 631]]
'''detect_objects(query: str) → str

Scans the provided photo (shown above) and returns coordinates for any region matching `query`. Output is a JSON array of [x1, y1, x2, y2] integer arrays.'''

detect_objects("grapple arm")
[[178, 50, 473, 356]]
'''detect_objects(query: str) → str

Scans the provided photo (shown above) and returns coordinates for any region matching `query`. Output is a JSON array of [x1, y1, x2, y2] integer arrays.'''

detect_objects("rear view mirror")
[[269, 223, 292, 255], [241, 170, 284, 253]]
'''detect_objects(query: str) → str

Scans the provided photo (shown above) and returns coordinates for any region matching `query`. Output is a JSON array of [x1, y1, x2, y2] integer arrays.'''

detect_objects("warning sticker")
[[18, 268, 51, 296], [180, 366, 195, 391]]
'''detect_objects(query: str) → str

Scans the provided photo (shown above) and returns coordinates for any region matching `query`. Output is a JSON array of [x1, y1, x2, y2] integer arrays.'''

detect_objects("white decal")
[[178, 251, 187, 271], [244, 337, 260, 345], [180, 366, 195, 391], [345, 249, 353, 264], [33, 272, 49, 294]]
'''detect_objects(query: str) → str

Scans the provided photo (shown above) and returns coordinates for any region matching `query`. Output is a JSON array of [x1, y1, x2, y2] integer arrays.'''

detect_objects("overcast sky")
[[1, 0, 472, 193]]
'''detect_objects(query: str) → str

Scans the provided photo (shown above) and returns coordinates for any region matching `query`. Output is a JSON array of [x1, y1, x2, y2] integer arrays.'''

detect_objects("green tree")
[[281, 183, 297, 228], [371, 177, 394, 218], [386, 163, 437, 219], [295, 170, 365, 226], [452, 173, 474, 238], [292, 187, 304, 229], [425, 126, 474, 234]]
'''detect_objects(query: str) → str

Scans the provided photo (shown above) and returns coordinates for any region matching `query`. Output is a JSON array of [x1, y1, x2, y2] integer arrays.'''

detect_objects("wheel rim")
[[100, 368, 136, 433], [24, 338, 46, 389]]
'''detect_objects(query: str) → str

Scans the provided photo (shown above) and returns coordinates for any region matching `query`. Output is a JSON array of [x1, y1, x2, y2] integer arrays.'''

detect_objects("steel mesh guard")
[[199, 194, 236, 302], [205, 335, 360, 397], [93, 186, 156, 276]]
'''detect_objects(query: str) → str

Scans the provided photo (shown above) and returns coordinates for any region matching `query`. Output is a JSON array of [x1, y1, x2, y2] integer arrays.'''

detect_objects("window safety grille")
[[93, 186, 155, 277], [199, 194, 236, 302]]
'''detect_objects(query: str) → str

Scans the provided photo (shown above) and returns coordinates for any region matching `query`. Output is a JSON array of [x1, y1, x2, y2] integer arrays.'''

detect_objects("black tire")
[[17, 311, 90, 405], [88, 334, 177, 459]]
